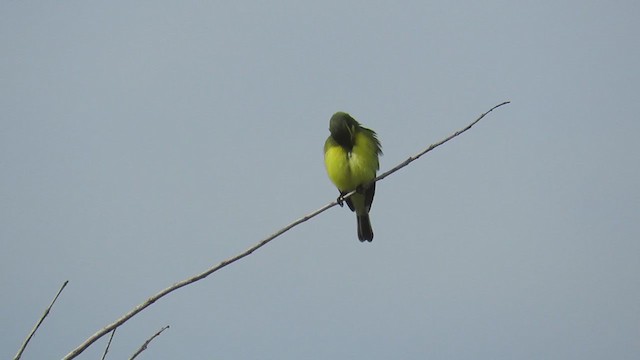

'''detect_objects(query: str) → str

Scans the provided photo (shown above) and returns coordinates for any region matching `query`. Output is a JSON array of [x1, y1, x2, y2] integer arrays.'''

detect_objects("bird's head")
[[329, 112, 359, 149]]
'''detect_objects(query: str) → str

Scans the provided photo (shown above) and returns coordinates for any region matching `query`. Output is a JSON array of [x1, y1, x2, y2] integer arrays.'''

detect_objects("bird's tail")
[[357, 214, 374, 242]]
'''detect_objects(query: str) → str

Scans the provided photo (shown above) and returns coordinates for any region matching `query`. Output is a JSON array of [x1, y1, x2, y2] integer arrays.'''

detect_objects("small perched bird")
[[324, 112, 382, 242]]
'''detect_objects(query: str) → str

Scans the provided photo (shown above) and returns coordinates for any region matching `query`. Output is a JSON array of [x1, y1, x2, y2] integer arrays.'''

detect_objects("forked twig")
[[129, 325, 170, 359]]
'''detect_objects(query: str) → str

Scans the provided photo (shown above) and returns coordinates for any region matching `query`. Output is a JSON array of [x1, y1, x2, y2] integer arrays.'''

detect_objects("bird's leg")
[[338, 186, 366, 206]]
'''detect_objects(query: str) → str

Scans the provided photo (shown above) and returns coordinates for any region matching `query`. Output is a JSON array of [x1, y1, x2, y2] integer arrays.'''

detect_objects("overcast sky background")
[[2, 1, 639, 359]]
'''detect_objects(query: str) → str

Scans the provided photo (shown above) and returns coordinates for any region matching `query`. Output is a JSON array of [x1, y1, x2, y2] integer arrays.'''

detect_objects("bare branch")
[[339, 101, 511, 201], [63, 102, 509, 359], [100, 328, 117, 360], [376, 101, 510, 183], [14, 280, 69, 360], [63, 202, 338, 358], [129, 325, 170, 360]]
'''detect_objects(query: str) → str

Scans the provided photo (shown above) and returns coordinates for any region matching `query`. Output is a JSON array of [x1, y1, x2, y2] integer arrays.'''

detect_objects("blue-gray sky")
[[2, 1, 639, 359]]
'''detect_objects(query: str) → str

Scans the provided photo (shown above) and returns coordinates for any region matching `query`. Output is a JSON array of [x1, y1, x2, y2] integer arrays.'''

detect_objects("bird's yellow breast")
[[324, 132, 379, 192]]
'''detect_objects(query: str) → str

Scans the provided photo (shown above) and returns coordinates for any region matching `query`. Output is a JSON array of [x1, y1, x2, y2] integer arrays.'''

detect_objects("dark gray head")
[[329, 112, 359, 149]]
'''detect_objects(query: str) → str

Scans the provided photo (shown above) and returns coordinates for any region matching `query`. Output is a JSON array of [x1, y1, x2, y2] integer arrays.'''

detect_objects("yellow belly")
[[324, 141, 377, 192]]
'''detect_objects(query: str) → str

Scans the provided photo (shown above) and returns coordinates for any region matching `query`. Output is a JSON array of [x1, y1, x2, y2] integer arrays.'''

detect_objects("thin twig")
[[338, 101, 511, 202], [63, 200, 335, 359], [100, 328, 117, 360], [14, 280, 69, 360], [63, 101, 509, 359], [129, 325, 170, 360], [375, 101, 510, 183]]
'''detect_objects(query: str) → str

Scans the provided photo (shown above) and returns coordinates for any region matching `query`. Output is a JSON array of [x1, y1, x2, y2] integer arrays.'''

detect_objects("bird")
[[324, 112, 382, 242]]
